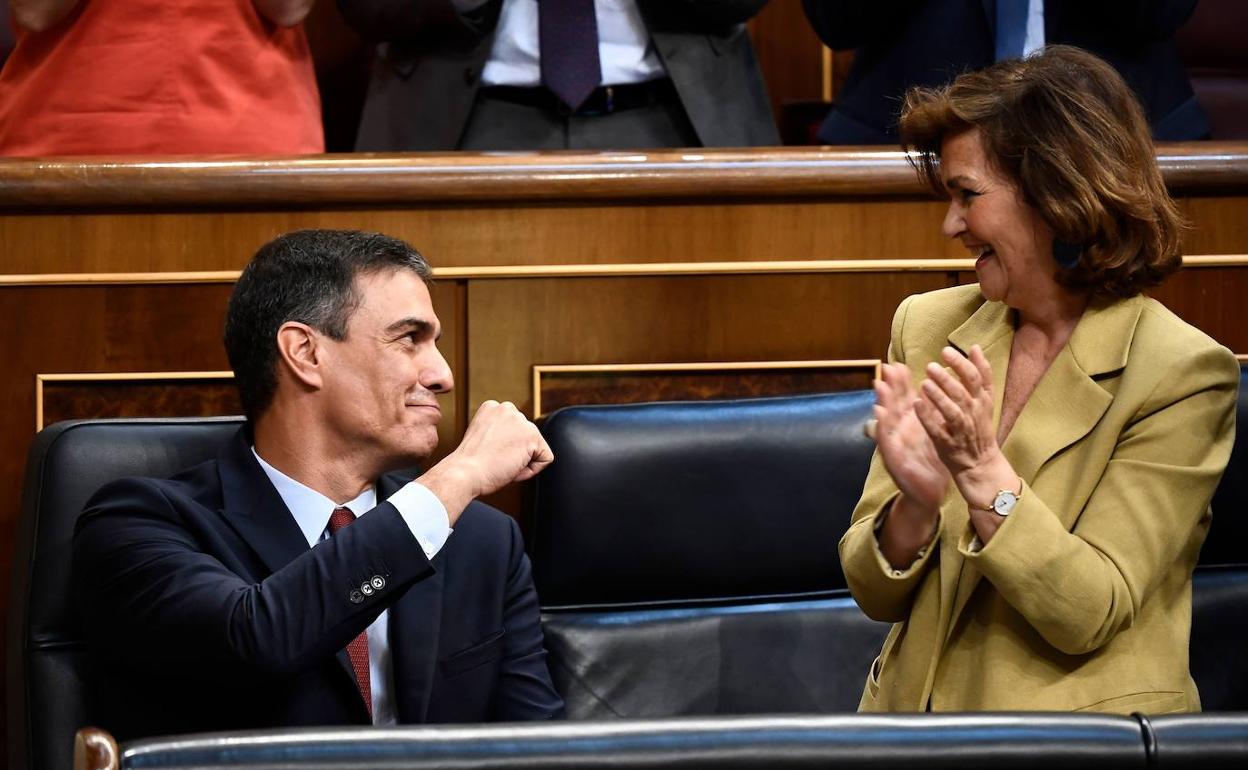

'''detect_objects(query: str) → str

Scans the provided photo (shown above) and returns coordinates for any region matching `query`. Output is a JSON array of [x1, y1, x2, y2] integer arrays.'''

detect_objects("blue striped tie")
[[540, 0, 603, 111]]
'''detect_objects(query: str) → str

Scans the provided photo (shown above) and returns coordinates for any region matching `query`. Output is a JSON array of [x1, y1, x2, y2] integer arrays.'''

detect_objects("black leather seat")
[[1191, 366, 1248, 710], [110, 713, 1149, 769], [529, 392, 890, 717], [7, 417, 245, 770]]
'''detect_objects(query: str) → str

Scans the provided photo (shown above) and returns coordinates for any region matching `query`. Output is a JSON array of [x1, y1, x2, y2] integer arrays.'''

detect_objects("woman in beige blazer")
[[842, 46, 1238, 714]]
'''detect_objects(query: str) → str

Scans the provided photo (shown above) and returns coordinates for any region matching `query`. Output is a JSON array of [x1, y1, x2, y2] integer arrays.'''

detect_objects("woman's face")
[[939, 128, 1060, 311]]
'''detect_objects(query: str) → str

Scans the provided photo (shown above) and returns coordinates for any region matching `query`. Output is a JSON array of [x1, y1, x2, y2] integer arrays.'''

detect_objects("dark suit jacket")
[[804, 0, 1209, 144], [340, 0, 780, 150], [71, 428, 563, 741]]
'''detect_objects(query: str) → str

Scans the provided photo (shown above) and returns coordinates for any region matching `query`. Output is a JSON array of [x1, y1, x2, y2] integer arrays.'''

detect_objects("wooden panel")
[[4, 196, 1245, 279], [535, 361, 879, 417], [465, 272, 953, 417], [0, 199, 962, 274], [40, 377, 241, 429]]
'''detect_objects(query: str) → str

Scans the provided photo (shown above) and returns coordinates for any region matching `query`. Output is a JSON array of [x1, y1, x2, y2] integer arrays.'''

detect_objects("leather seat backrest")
[[7, 417, 244, 770], [530, 391, 877, 607], [529, 392, 887, 718], [1191, 366, 1248, 710]]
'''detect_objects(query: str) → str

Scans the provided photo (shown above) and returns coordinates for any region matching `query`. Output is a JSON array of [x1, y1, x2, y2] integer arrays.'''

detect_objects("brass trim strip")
[[6, 254, 1248, 286], [531, 359, 881, 418], [35, 370, 234, 431], [821, 46, 833, 104]]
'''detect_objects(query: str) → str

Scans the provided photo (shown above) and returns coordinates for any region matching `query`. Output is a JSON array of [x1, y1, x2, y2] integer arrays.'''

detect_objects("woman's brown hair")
[[899, 45, 1183, 298]]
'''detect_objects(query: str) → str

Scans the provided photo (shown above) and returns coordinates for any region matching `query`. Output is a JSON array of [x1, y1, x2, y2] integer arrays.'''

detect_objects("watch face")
[[992, 490, 1018, 516]]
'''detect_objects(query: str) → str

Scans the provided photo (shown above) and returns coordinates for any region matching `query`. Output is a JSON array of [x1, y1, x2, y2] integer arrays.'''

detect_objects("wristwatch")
[[975, 478, 1023, 517]]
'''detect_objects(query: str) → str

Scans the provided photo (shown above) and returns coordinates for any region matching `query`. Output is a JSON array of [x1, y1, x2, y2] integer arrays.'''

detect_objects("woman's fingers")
[[921, 376, 968, 429], [940, 346, 984, 394], [967, 344, 994, 394], [924, 360, 974, 412]]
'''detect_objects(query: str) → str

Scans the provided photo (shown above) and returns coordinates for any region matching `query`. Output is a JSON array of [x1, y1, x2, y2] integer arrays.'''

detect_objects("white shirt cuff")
[[387, 481, 453, 560]]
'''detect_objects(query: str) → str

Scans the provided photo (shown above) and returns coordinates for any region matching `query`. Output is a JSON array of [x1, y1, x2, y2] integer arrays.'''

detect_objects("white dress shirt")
[[1023, 0, 1045, 57], [252, 448, 452, 725], [455, 0, 666, 87]]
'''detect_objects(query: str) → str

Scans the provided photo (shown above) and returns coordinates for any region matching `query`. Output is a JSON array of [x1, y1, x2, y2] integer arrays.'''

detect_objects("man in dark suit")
[[804, 0, 1209, 144], [339, 0, 779, 150], [72, 229, 563, 741]]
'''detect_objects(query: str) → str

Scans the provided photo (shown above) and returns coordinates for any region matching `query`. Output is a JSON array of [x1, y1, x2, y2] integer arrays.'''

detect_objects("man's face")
[[317, 268, 452, 469]]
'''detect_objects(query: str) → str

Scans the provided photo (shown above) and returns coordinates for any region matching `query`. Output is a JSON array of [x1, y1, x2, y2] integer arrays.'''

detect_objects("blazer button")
[[349, 589, 364, 605], [371, 576, 385, 591], [463, 67, 478, 85], [361, 582, 375, 597]]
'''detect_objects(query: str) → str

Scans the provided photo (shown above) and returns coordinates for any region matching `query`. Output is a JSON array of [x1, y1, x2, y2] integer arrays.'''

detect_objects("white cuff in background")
[[388, 481, 453, 560]]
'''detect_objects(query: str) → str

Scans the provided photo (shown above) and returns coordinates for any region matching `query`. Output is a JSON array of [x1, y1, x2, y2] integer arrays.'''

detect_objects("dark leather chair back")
[[529, 392, 890, 717], [1190, 366, 1248, 710], [7, 417, 245, 770]]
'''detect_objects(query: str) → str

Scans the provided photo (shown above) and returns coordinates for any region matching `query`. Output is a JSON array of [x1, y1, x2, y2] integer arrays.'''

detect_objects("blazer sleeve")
[[801, 0, 926, 50], [490, 515, 565, 720], [337, 0, 494, 43], [640, 0, 770, 31], [961, 342, 1239, 656], [72, 480, 435, 680], [839, 293, 942, 622]]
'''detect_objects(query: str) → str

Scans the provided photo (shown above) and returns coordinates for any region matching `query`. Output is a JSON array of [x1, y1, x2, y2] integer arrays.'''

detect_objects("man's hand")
[[417, 400, 553, 524]]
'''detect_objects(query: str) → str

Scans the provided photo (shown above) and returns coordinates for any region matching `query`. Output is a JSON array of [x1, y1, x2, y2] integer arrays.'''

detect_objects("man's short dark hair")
[[224, 229, 432, 420]]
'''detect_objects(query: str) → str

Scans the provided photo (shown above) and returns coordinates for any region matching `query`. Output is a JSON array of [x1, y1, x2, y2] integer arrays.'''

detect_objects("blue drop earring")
[[1052, 239, 1081, 269]]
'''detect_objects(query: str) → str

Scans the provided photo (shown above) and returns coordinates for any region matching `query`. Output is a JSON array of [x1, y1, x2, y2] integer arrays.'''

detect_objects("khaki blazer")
[[841, 284, 1238, 714]]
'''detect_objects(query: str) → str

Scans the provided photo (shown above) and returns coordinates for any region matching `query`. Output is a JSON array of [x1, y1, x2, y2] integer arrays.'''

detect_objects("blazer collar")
[[216, 427, 316, 576], [938, 294, 1143, 642], [945, 295, 1143, 482]]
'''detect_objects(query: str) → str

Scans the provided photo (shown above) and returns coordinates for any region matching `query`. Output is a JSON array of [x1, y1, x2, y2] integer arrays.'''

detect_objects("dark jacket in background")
[[803, 0, 1209, 144]]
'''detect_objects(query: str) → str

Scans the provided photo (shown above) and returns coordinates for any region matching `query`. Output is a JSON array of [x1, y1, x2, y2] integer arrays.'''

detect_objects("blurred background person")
[[844, 46, 1236, 712], [339, 0, 780, 151], [803, 0, 1209, 144], [0, 1, 324, 155]]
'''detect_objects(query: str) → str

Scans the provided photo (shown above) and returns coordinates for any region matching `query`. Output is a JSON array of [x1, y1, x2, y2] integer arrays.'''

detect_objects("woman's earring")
[[1052, 239, 1081, 269]]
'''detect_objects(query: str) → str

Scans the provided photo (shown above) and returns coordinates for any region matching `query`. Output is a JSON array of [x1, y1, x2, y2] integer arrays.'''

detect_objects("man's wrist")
[[416, 457, 478, 525]]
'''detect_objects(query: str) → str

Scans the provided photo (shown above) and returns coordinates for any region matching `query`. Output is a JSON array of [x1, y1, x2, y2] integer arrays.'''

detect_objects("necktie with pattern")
[[539, 0, 602, 111], [328, 506, 372, 717]]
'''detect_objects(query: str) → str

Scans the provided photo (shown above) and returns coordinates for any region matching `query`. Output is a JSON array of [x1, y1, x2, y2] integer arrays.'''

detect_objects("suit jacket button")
[[463, 67, 477, 84], [361, 582, 375, 596], [371, 576, 385, 590], [349, 589, 364, 604]]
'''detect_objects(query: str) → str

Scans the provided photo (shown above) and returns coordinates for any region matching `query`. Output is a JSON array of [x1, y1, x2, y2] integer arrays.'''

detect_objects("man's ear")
[[275, 321, 324, 390]]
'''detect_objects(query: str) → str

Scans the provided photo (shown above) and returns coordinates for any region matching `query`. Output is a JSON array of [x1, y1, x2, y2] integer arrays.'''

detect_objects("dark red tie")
[[540, 0, 602, 111], [328, 506, 372, 717]]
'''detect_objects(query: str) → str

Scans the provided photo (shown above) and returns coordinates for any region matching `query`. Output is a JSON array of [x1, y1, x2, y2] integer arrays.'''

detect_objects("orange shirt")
[[0, 0, 323, 155]]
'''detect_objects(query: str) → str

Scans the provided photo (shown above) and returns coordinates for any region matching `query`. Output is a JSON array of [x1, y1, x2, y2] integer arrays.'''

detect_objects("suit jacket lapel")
[[941, 295, 1141, 635], [380, 472, 446, 724], [937, 301, 1014, 641], [216, 429, 312, 576], [217, 430, 380, 716]]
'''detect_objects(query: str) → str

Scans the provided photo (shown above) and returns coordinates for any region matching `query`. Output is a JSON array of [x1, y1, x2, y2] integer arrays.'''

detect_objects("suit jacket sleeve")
[[641, 0, 769, 31], [491, 515, 565, 720], [839, 293, 942, 623], [961, 341, 1238, 656], [73, 480, 435, 680], [802, 0, 925, 50], [337, 0, 494, 43]]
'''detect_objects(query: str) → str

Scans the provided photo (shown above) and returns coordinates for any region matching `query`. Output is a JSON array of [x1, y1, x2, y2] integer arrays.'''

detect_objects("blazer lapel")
[[216, 429, 312, 575], [936, 301, 1014, 643], [942, 296, 1141, 634], [380, 472, 446, 724], [217, 430, 371, 715]]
